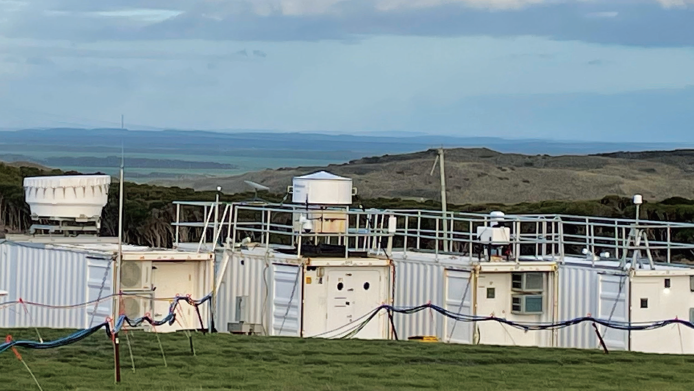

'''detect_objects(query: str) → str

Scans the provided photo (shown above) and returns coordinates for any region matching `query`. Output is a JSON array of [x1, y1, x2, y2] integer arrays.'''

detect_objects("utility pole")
[[430, 148, 449, 252], [439, 148, 448, 252]]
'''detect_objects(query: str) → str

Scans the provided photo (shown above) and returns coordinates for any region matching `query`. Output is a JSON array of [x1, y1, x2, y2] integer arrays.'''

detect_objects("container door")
[[86, 256, 113, 328], [152, 262, 197, 332], [597, 273, 629, 351], [326, 268, 384, 339], [270, 264, 302, 336], [444, 269, 473, 344]]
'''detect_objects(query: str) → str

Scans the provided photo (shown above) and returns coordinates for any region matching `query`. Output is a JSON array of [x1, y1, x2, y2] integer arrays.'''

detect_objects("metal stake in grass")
[[174, 302, 196, 356], [5, 335, 44, 391], [147, 313, 168, 367], [19, 298, 43, 343], [125, 330, 136, 373]]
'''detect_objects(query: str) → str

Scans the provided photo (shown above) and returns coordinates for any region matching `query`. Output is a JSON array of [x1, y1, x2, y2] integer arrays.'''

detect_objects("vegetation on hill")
[[161, 147, 694, 204]]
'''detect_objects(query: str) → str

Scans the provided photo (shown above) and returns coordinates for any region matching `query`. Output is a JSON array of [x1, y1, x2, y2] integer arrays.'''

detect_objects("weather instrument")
[[244, 180, 270, 202]]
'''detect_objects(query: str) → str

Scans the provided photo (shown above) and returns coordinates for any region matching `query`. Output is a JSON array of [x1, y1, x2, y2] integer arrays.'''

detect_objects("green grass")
[[1, 328, 693, 391]]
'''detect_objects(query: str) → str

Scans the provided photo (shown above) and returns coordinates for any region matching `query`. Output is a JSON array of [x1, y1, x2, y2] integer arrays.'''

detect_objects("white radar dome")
[[291, 171, 356, 205], [23, 175, 111, 219]]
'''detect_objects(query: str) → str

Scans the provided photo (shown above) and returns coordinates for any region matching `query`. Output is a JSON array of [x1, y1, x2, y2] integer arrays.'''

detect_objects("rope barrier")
[[2, 294, 694, 354], [0, 294, 212, 355]]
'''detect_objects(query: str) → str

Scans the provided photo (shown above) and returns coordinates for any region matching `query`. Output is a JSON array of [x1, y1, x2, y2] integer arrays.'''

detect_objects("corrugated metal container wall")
[[268, 263, 302, 337], [557, 264, 598, 349], [215, 252, 269, 333], [0, 241, 113, 329], [392, 259, 447, 340], [193, 258, 214, 328]]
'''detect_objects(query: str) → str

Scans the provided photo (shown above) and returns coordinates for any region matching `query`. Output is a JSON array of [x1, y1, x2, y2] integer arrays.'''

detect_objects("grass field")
[[1, 328, 693, 391]]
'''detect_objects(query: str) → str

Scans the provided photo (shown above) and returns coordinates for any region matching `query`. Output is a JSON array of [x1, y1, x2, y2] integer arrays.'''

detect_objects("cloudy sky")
[[0, 0, 693, 141]]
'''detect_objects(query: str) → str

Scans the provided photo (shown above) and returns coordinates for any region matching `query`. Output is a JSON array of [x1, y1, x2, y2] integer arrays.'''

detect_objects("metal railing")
[[171, 201, 694, 264]]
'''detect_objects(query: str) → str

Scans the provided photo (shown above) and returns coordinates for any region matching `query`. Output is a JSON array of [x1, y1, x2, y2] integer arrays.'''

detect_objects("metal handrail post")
[[175, 203, 181, 247]]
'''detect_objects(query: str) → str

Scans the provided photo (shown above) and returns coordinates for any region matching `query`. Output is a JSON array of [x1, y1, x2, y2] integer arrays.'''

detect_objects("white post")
[[214, 189, 220, 246], [387, 214, 396, 255], [175, 203, 181, 247]]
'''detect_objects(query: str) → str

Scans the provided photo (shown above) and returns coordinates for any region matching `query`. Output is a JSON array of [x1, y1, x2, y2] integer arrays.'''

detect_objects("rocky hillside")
[[158, 148, 694, 204]]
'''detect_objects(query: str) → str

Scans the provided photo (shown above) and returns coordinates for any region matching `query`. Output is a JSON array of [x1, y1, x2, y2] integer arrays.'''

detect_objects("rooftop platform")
[[171, 200, 694, 270]]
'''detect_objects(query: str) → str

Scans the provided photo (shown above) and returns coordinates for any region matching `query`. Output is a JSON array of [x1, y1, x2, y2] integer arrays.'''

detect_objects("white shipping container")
[[557, 264, 599, 350], [391, 256, 450, 341], [0, 239, 214, 332], [215, 248, 392, 338], [557, 260, 633, 352], [557, 258, 694, 354], [629, 273, 694, 354], [0, 240, 114, 329]]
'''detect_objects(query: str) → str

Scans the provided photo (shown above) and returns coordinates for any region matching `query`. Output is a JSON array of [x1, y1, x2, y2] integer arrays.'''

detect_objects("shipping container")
[[0, 239, 214, 332], [171, 175, 694, 355], [215, 246, 393, 339]]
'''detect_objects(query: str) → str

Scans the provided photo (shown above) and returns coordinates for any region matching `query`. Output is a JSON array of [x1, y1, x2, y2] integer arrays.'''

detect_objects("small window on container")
[[487, 287, 495, 299], [664, 278, 671, 288], [640, 298, 648, 309]]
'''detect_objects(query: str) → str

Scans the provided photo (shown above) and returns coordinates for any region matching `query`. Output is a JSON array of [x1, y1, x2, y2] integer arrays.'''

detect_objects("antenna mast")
[[115, 145, 124, 316]]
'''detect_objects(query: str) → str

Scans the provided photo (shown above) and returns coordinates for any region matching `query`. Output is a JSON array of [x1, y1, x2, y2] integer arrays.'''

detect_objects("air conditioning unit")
[[511, 294, 543, 315], [511, 272, 544, 292], [121, 295, 152, 321], [120, 260, 152, 291]]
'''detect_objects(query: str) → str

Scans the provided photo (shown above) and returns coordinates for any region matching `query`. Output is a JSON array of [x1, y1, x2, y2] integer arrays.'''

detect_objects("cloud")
[[586, 11, 619, 19], [24, 56, 55, 66], [375, 0, 546, 11], [1, 0, 694, 47], [656, 0, 694, 8], [0, 44, 264, 63]]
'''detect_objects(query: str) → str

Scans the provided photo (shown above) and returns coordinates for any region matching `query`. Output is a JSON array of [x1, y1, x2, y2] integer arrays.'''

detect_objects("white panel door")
[[597, 273, 629, 351], [152, 262, 196, 333], [326, 269, 384, 339], [271, 264, 302, 337], [444, 269, 473, 344], [85, 256, 114, 328]]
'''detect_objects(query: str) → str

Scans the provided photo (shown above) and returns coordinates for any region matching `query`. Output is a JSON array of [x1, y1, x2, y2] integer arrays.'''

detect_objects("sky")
[[0, 0, 693, 142]]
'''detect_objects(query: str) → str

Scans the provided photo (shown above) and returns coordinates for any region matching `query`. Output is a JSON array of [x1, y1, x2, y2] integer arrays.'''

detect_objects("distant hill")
[[2, 128, 694, 183], [156, 148, 694, 204], [4, 161, 52, 170]]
